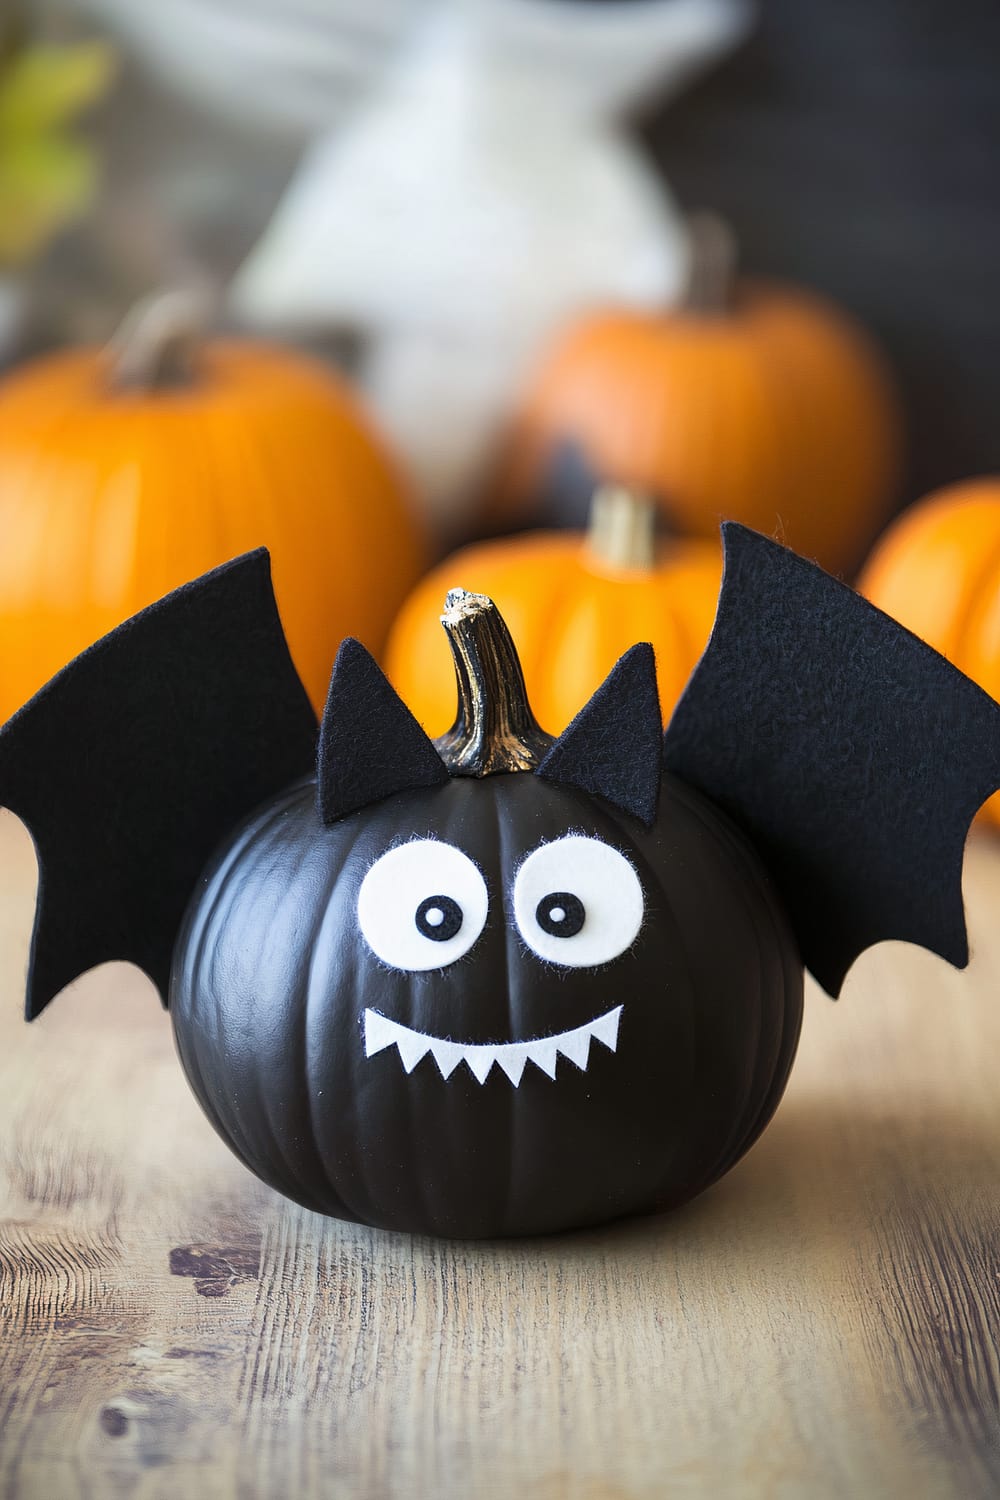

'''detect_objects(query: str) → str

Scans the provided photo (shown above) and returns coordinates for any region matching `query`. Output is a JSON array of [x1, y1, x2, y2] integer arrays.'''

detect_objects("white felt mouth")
[[363, 1005, 623, 1087]]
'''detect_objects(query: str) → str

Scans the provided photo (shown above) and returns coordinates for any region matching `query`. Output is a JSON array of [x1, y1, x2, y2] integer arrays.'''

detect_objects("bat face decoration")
[[2, 525, 999, 1239], [172, 768, 800, 1236], [170, 595, 800, 1237]]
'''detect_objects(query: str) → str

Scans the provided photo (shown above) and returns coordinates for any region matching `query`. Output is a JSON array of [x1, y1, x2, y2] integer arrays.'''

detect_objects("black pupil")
[[536, 891, 585, 938], [415, 895, 463, 942]]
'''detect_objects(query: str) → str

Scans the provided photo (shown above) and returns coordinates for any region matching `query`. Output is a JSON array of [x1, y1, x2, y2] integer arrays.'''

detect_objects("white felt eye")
[[357, 840, 488, 971], [512, 836, 643, 968]]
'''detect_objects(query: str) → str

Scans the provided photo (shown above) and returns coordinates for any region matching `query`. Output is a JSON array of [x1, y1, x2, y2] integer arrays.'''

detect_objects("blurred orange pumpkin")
[[860, 475, 1000, 826], [386, 487, 721, 737], [0, 296, 425, 718], [490, 217, 902, 578]]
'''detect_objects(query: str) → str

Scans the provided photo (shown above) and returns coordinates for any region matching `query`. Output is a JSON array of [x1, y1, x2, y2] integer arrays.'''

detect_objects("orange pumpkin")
[[0, 298, 425, 718], [860, 475, 1000, 825], [490, 218, 902, 578], [386, 487, 721, 737]]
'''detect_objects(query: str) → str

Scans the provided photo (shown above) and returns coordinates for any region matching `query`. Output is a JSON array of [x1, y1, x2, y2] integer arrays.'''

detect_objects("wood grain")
[[1, 805, 999, 1499]]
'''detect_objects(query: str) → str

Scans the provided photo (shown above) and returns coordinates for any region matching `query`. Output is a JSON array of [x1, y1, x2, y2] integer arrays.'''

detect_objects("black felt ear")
[[317, 639, 449, 823], [0, 550, 318, 1018], [663, 522, 1000, 998], [536, 643, 663, 826]]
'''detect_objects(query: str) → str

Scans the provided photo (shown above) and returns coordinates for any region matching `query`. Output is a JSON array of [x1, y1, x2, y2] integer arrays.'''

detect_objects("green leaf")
[[0, 40, 116, 135], [0, 132, 96, 264]]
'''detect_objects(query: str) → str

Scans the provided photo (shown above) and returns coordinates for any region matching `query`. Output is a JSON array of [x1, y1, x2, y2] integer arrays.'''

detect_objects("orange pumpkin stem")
[[435, 589, 553, 777], [106, 289, 208, 391], [683, 212, 738, 316], [586, 486, 657, 571]]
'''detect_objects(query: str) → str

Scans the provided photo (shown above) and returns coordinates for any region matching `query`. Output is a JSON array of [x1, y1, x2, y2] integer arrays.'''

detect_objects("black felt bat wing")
[[0, 551, 317, 1018], [663, 522, 1000, 997]]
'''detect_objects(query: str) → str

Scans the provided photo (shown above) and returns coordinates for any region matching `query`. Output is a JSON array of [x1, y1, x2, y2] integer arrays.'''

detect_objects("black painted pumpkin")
[[172, 766, 801, 1238], [170, 589, 801, 1237]]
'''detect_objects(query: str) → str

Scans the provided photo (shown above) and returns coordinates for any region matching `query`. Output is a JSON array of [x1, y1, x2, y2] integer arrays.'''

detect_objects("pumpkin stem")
[[107, 288, 209, 391], [683, 211, 738, 315], [435, 590, 553, 776], [586, 486, 657, 571]]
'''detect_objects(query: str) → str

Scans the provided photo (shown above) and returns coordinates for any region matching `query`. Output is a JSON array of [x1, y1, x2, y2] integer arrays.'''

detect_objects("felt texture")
[[663, 522, 1000, 998], [537, 642, 662, 826], [363, 1003, 623, 1089], [511, 835, 644, 969], [356, 838, 488, 971], [0, 550, 318, 1018], [317, 639, 449, 824]]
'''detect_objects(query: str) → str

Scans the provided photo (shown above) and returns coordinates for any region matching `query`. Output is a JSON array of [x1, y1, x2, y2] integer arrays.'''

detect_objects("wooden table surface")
[[0, 808, 998, 1500]]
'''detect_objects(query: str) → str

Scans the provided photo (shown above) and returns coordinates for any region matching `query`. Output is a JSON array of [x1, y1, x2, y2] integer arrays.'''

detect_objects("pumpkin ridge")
[[290, 853, 361, 1221], [180, 398, 232, 581], [303, 831, 365, 1223], [538, 572, 602, 726], [0, 400, 90, 679], [651, 776, 800, 1203], [681, 779, 800, 1186], [16, 409, 89, 617], [515, 558, 575, 723], [493, 782, 525, 1234], [176, 786, 312, 1177], [174, 806, 263, 1166], [213, 390, 271, 562], [697, 808, 765, 1190]]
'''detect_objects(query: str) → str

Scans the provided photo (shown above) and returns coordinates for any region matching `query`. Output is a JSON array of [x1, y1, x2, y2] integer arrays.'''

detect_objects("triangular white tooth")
[[428, 1038, 466, 1080], [394, 1031, 432, 1074], [526, 1039, 559, 1079], [556, 1025, 593, 1071], [366, 1005, 624, 1084], [465, 1048, 498, 1084], [364, 1010, 398, 1058], [590, 1006, 622, 1053], [495, 1045, 531, 1087]]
